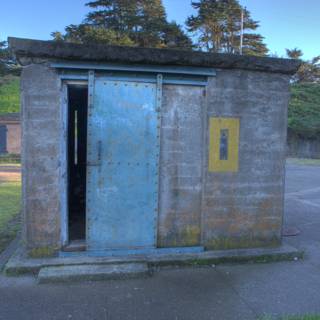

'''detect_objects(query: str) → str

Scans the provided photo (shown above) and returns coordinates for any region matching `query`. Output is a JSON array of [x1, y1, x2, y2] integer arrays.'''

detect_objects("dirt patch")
[[0, 171, 21, 183]]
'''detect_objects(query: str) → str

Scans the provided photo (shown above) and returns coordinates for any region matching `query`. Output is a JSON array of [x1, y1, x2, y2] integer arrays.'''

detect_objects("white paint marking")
[[286, 197, 320, 209], [286, 186, 320, 198]]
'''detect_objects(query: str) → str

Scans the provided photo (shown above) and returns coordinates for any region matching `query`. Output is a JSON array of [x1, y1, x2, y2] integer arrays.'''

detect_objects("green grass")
[[287, 157, 320, 166], [0, 181, 21, 253], [259, 316, 320, 320], [0, 75, 20, 114], [285, 317, 320, 320], [289, 83, 320, 139], [260, 316, 320, 320], [0, 154, 21, 164]]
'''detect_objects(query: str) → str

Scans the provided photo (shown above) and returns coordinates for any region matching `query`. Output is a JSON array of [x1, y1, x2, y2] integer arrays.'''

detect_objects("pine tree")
[[85, 0, 168, 47], [162, 22, 193, 50], [187, 0, 268, 56], [286, 48, 320, 83], [133, 0, 167, 47], [0, 41, 7, 75], [286, 48, 303, 60], [52, 0, 192, 49], [51, 24, 134, 46], [85, 0, 138, 32], [0, 41, 20, 76]]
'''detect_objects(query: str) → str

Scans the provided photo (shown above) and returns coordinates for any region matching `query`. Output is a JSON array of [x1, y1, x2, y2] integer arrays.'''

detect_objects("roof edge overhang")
[[8, 37, 301, 75]]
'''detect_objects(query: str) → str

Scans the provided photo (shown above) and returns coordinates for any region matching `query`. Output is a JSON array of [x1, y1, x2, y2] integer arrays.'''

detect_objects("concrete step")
[[5, 242, 304, 277], [38, 263, 149, 284]]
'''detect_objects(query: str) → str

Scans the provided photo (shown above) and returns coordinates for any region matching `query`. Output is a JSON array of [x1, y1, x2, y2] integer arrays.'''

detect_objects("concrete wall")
[[6, 124, 21, 154], [287, 133, 320, 159], [202, 70, 290, 249], [21, 63, 290, 255], [158, 85, 205, 247], [21, 64, 62, 256], [158, 70, 290, 250]]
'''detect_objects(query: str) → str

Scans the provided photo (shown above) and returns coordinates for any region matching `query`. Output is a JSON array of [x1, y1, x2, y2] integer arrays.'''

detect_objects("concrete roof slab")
[[8, 37, 301, 75]]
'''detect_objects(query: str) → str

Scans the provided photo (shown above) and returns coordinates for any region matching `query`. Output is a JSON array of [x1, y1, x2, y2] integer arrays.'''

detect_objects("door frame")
[[60, 80, 88, 246], [59, 74, 162, 248], [58, 67, 211, 250]]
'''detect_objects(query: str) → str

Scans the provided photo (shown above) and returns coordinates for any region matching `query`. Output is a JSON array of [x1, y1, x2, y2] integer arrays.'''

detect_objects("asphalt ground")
[[1, 163, 320, 320]]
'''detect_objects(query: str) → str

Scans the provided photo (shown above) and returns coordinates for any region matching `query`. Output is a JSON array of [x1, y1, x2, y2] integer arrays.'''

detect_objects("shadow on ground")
[[0, 163, 320, 320]]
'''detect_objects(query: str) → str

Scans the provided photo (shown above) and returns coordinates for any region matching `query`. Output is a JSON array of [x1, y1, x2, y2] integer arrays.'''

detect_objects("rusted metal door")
[[86, 76, 160, 250]]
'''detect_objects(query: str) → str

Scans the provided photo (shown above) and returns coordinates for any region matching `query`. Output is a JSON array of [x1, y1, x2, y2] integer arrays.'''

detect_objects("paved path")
[[0, 165, 21, 183], [1, 164, 320, 320]]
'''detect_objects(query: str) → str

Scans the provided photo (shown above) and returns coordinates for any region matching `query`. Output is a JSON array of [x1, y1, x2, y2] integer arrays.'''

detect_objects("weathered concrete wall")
[[21, 63, 290, 255], [21, 64, 61, 256], [287, 133, 320, 159], [6, 124, 21, 154], [158, 85, 205, 247], [202, 70, 290, 249]]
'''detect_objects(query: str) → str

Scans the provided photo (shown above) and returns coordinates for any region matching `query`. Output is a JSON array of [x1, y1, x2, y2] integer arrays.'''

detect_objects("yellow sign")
[[209, 117, 240, 172]]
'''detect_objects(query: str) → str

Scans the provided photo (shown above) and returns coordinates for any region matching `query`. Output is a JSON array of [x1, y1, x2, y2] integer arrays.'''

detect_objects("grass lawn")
[[287, 158, 320, 166], [0, 154, 21, 164], [260, 315, 320, 320], [283, 317, 320, 320], [0, 75, 20, 114], [0, 181, 21, 253]]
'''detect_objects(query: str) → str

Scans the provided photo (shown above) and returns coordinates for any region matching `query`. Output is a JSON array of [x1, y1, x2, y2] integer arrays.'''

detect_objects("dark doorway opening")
[[68, 85, 88, 241], [0, 125, 7, 154]]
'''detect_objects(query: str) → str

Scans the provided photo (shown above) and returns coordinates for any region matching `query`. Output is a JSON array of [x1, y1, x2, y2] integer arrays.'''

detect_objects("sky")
[[1, 0, 319, 60]]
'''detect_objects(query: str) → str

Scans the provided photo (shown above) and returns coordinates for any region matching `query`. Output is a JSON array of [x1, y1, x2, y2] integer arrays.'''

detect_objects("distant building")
[[0, 113, 21, 155]]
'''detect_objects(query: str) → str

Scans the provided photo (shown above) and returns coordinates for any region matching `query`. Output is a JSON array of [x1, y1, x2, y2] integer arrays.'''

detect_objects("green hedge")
[[288, 83, 320, 139], [0, 75, 20, 114]]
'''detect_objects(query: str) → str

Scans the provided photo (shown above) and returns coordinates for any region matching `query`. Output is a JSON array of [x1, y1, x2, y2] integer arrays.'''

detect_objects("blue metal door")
[[86, 77, 159, 250], [0, 125, 7, 154]]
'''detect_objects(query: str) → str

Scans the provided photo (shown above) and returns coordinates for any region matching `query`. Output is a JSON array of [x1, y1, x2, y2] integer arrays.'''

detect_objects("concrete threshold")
[[38, 263, 150, 284], [4, 241, 303, 281]]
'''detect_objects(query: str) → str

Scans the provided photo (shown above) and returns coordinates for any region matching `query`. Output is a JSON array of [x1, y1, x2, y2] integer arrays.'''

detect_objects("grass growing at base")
[[0, 181, 21, 253]]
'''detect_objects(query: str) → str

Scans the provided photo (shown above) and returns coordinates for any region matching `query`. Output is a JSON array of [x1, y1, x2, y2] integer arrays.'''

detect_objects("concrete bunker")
[[9, 37, 300, 258]]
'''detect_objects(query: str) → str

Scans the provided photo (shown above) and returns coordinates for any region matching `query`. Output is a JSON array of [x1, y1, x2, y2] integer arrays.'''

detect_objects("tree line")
[[0, 0, 319, 83], [286, 48, 319, 83], [0, 41, 19, 76], [51, 0, 268, 56], [49, 0, 319, 83]]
